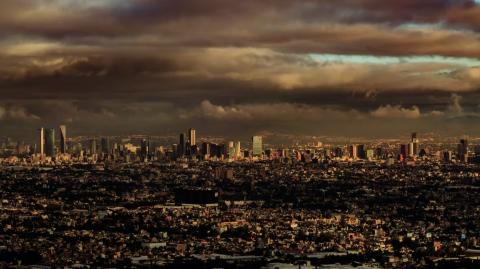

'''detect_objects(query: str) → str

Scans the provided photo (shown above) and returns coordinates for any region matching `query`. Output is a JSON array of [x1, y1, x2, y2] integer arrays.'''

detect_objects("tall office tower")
[[458, 139, 469, 162], [210, 143, 218, 157], [201, 142, 211, 156], [59, 125, 67, 154], [252, 136, 263, 157], [90, 138, 97, 155], [235, 141, 241, 159], [188, 128, 196, 146], [400, 144, 407, 159], [411, 132, 419, 156], [38, 127, 45, 156], [459, 139, 469, 153], [228, 141, 235, 158], [348, 145, 358, 159], [44, 128, 55, 157], [408, 142, 415, 157], [179, 133, 186, 157], [140, 139, 149, 162], [357, 144, 366, 159], [101, 137, 110, 154]]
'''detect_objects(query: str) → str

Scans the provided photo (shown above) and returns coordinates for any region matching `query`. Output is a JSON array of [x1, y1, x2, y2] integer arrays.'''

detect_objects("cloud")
[[447, 93, 464, 116], [190, 100, 364, 122], [0, 105, 40, 121], [196, 100, 251, 120], [1, 1, 480, 138], [371, 105, 422, 119]]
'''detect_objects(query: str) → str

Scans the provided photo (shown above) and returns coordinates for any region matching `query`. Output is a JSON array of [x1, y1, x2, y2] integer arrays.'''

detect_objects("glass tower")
[[59, 125, 67, 154], [44, 128, 55, 157], [252, 136, 262, 157]]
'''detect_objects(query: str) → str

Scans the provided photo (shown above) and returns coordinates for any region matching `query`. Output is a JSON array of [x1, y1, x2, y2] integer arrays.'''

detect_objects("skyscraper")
[[44, 128, 55, 157], [411, 132, 419, 156], [357, 144, 366, 159], [235, 141, 241, 159], [140, 138, 150, 162], [252, 136, 262, 157], [400, 144, 407, 160], [228, 141, 235, 159], [38, 127, 45, 156], [201, 142, 211, 158], [458, 139, 469, 162], [59, 125, 67, 154], [179, 133, 186, 157], [408, 142, 414, 157], [101, 137, 110, 154], [90, 138, 97, 155], [188, 128, 196, 146], [348, 145, 358, 159]]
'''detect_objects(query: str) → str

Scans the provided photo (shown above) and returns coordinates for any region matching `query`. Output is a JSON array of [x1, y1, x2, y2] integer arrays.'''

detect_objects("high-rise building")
[[458, 139, 469, 162], [90, 138, 97, 155], [140, 139, 150, 162], [201, 142, 211, 156], [101, 137, 110, 154], [228, 141, 235, 159], [400, 144, 407, 159], [59, 125, 67, 154], [348, 145, 358, 159], [235, 141, 241, 159], [357, 145, 366, 159], [179, 133, 186, 157], [188, 128, 196, 146], [252, 136, 262, 157], [38, 127, 45, 156], [411, 132, 419, 156], [44, 128, 55, 157], [408, 142, 414, 157]]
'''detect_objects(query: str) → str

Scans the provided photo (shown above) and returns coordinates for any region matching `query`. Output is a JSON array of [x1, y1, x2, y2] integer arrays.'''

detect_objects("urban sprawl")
[[0, 126, 479, 268]]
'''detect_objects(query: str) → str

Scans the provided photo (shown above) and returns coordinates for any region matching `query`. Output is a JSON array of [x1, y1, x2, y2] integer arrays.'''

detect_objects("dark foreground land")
[[0, 160, 479, 268]]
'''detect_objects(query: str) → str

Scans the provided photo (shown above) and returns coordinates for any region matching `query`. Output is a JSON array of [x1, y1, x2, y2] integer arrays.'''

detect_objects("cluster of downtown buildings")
[[10, 126, 264, 165], [2, 125, 479, 167]]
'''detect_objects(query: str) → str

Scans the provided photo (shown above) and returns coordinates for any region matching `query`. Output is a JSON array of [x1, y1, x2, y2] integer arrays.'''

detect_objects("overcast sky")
[[1, 0, 480, 139]]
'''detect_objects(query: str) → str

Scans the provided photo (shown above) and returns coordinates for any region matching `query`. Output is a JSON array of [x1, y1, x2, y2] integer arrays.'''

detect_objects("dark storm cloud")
[[1, 0, 480, 138]]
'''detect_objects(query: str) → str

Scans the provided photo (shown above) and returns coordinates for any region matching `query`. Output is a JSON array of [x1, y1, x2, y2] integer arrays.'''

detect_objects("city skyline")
[[5, 123, 480, 148], [6, 124, 479, 165], [3, 2, 480, 267], [0, 1, 480, 138]]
